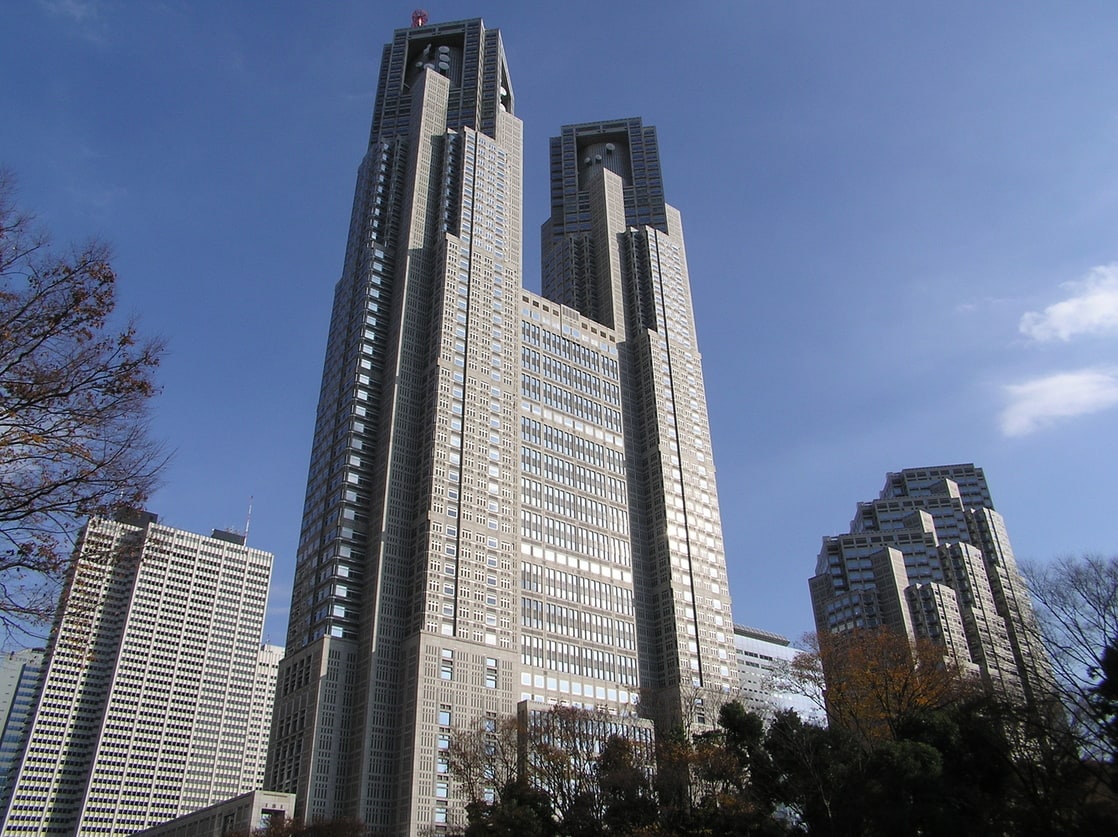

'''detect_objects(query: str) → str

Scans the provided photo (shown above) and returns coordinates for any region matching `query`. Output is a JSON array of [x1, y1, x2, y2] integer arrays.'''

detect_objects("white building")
[[732, 625, 820, 721], [244, 643, 283, 792], [0, 649, 44, 810], [0, 512, 275, 837]]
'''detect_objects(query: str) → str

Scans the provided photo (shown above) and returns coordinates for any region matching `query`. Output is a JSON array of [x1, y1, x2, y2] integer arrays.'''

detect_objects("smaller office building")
[[133, 790, 296, 837]]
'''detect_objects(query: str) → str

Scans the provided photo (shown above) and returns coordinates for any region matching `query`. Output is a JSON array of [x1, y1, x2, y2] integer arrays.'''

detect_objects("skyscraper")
[[0, 513, 276, 837], [0, 649, 44, 811], [809, 464, 1051, 707], [267, 17, 737, 833]]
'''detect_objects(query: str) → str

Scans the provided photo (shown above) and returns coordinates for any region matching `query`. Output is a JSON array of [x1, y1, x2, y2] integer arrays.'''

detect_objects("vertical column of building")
[[936, 541, 1020, 692], [0, 649, 44, 813], [342, 60, 456, 829], [244, 644, 283, 793], [270, 19, 527, 833], [965, 506, 1054, 707], [621, 212, 737, 722], [392, 111, 525, 830], [267, 26, 424, 823], [383, 25, 525, 831], [267, 129, 405, 827], [516, 298, 642, 718], [541, 119, 738, 730]]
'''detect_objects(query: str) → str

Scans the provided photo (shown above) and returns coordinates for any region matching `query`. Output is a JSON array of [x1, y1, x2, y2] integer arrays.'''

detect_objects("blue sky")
[[3, 1, 1117, 646]]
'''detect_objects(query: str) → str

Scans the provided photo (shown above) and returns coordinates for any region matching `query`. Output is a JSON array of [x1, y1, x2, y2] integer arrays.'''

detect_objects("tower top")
[[411, 9, 428, 27]]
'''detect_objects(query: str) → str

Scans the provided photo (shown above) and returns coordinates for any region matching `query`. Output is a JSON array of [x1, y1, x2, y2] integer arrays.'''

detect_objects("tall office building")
[[0, 649, 44, 811], [809, 464, 1051, 707], [1, 513, 275, 837], [268, 15, 737, 834], [245, 643, 285, 791]]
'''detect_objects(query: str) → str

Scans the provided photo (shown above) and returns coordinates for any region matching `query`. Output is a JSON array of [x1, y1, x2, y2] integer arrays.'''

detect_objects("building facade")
[[244, 643, 284, 792], [809, 464, 1051, 707], [133, 790, 296, 837], [733, 625, 819, 720], [0, 649, 44, 812], [267, 16, 737, 834], [0, 514, 276, 837]]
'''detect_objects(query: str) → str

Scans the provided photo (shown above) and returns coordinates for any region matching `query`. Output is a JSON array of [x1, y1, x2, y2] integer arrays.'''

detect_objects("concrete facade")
[[266, 16, 737, 835], [809, 465, 1051, 707]]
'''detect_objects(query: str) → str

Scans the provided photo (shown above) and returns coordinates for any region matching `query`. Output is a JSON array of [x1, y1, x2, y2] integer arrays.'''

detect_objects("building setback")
[[266, 15, 738, 834], [0, 513, 276, 837], [809, 464, 1051, 707]]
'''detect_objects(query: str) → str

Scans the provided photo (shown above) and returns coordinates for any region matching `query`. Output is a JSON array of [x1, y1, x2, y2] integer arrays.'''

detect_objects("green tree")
[[597, 735, 657, 835], [464, 779, 556, 837], [1092, 638, 1118, 760], [764, 709, 865, 837]]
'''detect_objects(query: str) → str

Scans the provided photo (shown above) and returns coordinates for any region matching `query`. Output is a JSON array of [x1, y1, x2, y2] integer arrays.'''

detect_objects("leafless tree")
[[1024, 554, 1118, 758], [0, 172, 166, 639], [447, 714, 521, 807]]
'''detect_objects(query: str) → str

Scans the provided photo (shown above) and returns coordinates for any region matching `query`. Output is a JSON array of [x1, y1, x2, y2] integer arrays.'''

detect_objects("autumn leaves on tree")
[[0, 173, 165, 635]]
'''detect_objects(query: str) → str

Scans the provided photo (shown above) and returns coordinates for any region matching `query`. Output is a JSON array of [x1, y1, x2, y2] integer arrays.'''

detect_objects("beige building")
[[809, 465, 1051, 707], [132, 790, 296, 837], [267, 16, 738, 835]]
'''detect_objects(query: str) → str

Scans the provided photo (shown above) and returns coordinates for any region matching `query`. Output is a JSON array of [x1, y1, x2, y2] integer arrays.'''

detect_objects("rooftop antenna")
[[244, 496, 253, 543], [412, 9, 428, 27]]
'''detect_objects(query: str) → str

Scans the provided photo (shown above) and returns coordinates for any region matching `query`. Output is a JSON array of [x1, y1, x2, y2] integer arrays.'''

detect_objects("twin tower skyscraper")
[[266, 17, 737, 833]]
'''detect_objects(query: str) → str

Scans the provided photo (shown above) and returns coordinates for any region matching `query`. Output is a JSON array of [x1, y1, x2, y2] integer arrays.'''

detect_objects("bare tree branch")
[[1024, 554, 1118, 760], [0, 171, 167, 640]]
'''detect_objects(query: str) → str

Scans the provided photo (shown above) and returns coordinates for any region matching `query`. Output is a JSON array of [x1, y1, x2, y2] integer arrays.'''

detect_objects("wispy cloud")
[[38, 0, 98, 23], [1001, 368, 1118, 436], [37, 0, 109, 45], [1019, 264, 1118, 342]]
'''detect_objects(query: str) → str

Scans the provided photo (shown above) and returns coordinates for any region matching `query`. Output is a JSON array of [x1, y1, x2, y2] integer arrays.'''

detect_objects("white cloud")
[[1001, 368, 1118, 436], [1019, 264, 1118, 342], [38, 0, 98, 23]]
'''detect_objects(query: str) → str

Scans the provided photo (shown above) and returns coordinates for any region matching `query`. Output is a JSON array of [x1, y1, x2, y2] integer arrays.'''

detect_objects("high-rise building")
[[0, 649, 44, 811], [267, 15, 737, 834], [245, 643, 284, 791], [0, 513, 276, 837], [809, 464, 1051, 707]]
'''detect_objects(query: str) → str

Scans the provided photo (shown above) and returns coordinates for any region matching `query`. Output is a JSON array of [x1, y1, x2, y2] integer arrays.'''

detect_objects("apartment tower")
[[809, 464, 1051, 707], [267, 17, 737, 833], [0, 514, 276, 837]]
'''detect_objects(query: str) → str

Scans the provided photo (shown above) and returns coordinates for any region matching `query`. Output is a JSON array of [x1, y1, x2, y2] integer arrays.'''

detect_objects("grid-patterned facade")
[[268, 18, 737, 834], [809, 464, 1051, 707], [0, 649, 44, 812], [0, 515, 275, 837], [732, 625, 820, 720]]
